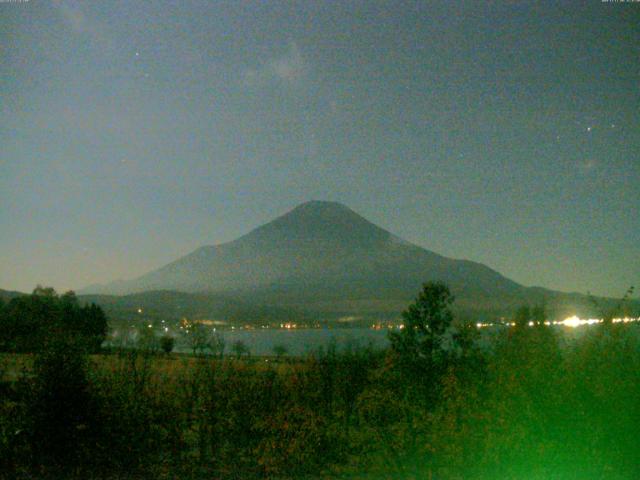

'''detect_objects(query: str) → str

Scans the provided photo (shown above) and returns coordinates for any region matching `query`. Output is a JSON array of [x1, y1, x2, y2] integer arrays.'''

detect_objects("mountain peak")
[[282, 200, 364, 224], [291, 200, 353, 213], [242, 200, 391, 246]]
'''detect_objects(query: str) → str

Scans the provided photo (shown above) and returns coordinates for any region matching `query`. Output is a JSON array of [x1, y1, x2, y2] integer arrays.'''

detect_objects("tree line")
[[0, 286, 108, 353]]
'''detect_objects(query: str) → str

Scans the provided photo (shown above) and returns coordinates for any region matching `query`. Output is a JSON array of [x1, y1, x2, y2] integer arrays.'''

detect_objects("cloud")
[[242, 41, 309, 88]]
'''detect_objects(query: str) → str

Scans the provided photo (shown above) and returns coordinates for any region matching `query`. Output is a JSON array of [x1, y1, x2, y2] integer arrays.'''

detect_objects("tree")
[[0, 287, 108, 353], [0, 297, 7, 350], [589, 286, 635, 325], [231, 339, 250, 359], [81, 303, 108, 353], [137, 325, 160, 354], [514, 305, 531, 329], [160, 335, 175, 355], [531, 304, 546, 326], [186, 323, 210, 356], [33, 285, 57, 298], [27, 336, 94, 467], [209, 332, 226, 358], [272, 344, 288, 359], [389, 281, 455, 366]]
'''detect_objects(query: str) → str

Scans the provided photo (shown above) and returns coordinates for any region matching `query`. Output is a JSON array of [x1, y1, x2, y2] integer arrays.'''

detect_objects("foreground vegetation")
[[1, 284, 639, 479]]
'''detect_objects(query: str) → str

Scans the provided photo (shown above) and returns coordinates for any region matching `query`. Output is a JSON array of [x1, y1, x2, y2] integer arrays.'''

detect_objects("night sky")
[[1, 1, 638, 297]]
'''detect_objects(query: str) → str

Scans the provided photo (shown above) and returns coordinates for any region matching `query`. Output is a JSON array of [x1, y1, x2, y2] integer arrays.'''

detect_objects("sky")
[[1, 0, 638, 297]]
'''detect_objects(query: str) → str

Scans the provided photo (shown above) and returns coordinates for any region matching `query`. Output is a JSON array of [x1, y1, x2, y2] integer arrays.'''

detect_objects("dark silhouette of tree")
[[81, 302, 108, 352], [590, 286, 635, 325], [514, 305, 531, 329], [33, 285, 57, 297], [27, 336, 95, 469], [137, 325, 160, 354], [186, 323, 210, 356], [160, 335, 175, 355], [387, 281, 458, 410], [389, 281, 455, 366], [0, 298, 7, 350], [0, 287, 107, 353], [272, 344, 288, 359], [209, 332, 226, 358], [531, 304, 546, 326], [231, 339, 249, 359]]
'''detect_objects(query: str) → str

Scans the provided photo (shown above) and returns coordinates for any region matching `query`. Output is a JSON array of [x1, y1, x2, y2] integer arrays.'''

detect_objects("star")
[[587, 126, 592, 132]]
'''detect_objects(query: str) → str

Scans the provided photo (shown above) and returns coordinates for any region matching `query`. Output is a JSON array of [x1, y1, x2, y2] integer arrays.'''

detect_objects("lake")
[[110, 326, 394, 356], [111, 317, 640, 357], [177, 327, 392, 356]]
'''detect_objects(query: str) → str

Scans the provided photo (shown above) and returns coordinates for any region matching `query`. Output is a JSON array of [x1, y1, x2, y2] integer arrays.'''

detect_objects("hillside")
[[79, 290, 313, 326], [0, 289, 25, 303]]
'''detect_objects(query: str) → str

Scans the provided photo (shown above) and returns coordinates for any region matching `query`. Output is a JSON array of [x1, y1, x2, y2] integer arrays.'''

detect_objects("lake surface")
[[176, 327, 392, 356], [111, 318, 640, 357]]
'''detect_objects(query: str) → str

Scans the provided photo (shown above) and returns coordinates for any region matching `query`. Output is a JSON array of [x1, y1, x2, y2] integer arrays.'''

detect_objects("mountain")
[[82, 201, 630, 319]]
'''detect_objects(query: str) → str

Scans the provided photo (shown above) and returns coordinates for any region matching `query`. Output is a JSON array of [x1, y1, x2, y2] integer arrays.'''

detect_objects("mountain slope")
[[83, 201, 525, 307]]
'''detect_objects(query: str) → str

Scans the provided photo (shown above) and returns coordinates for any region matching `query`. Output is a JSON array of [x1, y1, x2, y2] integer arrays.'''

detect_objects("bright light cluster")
[[555, 315, 639, 328], [555, 316, 600, 328], [469, 316, 640, 329]]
